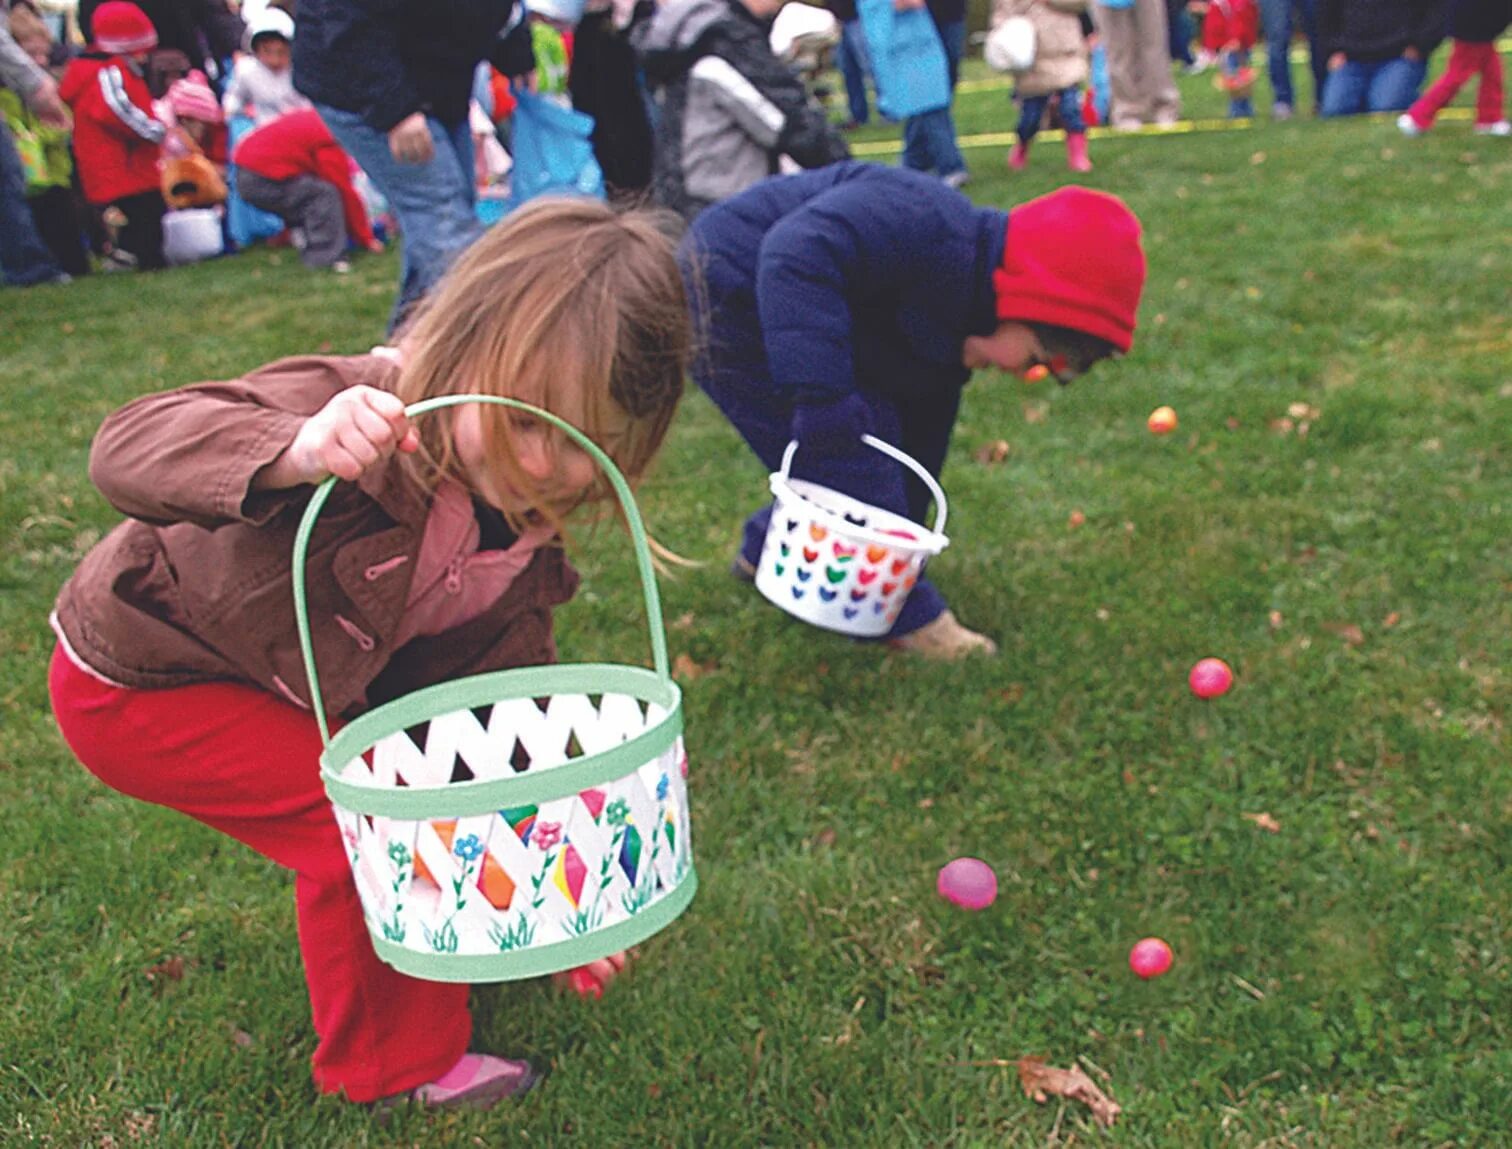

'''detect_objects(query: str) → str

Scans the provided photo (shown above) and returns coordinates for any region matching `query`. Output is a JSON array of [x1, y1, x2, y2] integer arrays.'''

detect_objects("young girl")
[[993, 0, 1096, 171], [1397, 0, 1509, 136], [48, 198, 690, 1110]]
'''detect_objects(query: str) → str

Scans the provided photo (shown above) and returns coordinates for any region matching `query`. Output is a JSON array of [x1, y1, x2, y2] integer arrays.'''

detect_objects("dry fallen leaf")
[[672, 653, 717, 681], [1323, 622, 1366, 646], [973, 439, 1012, 465], [1250, 150, 1267, 165], [1023, 404, 1049, 424], [1268, 610, 1284, 630], [1269, 416, 1295, 434], [1017, 1057, 1121, 1127], [1243, 811, 1282, 833], [144, 956, 185, 983]]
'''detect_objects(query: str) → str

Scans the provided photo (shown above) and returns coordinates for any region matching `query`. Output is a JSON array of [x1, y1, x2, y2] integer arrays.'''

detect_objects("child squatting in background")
[[1201, 0, 1259, 118], [1397, 0, 1510, 135], [58, 1, 167, 270], [680, 162, 1147, 660], [48, 199, 691, 1110], [993, 0, 1097, 171]]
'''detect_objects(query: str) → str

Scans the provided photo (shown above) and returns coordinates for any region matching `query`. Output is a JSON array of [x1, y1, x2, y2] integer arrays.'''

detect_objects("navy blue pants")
[[693, 284, 954, 638]]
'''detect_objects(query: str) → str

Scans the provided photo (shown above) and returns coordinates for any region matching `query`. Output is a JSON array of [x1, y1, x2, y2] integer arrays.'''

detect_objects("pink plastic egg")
[[937, 857, 998, 910], [1188, 657, 1234, 698], [1129, 937, 1174, 979]]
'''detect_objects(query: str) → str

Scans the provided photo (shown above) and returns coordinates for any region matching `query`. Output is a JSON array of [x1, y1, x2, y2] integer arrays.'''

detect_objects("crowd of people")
[[3, 0, 1505, 291]]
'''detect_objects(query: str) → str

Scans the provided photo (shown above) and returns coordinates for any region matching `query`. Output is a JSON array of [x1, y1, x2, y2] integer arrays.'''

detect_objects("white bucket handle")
[[777, 434, 949, 539]]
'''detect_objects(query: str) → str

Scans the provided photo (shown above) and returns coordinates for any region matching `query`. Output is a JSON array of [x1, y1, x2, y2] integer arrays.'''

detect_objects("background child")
[[231, 106, 380, 272], [994, 0, 1096, 171], [58, 0, 167, 270], [1397, 0, 1509, 135], [48, 198, 691, 1110], [222, 7, 309, 126], [1201, 0, 1259, 117], [679, 162, 1146, 659]]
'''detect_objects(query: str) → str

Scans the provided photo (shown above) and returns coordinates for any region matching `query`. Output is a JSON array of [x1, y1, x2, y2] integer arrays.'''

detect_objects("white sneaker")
[[1473, 120, 1510, 136], [1396, 113, 1424, 137], [1271, 102, 1293, 122], [331, 259, 352, 275]]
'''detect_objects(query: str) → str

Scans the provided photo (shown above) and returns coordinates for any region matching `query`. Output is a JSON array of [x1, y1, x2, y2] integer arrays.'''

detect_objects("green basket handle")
[[291, 394, 671, 747]]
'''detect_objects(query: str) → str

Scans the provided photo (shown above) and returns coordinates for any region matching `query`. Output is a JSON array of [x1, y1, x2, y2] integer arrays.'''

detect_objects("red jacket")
[[231, 109, 376, 249], [59, 52, 166, 205], [1202, 0, 1260, 51]]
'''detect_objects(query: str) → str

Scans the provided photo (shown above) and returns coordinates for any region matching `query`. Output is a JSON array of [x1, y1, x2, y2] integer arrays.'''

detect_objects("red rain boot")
[[1007, 139, 1030, 171], [1065, 132, 1093, 172]]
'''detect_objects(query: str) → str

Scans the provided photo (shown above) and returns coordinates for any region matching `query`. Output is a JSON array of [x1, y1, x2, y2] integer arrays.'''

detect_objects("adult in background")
[[635, 0, 848, 221], [828, 0, 873, 130], [294, 0, 536, 331], [0, 0, 71, 286], [1091, 0, 1181, 128], [1259, 0, 1326, 118], [1317, 0, 1445, 115], [78, 0, 244, 89], [899, 0, 969, 186]]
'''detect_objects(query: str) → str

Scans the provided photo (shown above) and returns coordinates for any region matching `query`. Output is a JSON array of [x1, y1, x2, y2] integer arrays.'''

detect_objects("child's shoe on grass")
[[396, 1053, 538, 1110], [1473, 120, 1510, 136], [887, 610, 998, 660], [730, 553, 757, 582], [1007, 140, 1030, 171], [1396, 112, 1426, 136], [1065, 132, 1092, 172]]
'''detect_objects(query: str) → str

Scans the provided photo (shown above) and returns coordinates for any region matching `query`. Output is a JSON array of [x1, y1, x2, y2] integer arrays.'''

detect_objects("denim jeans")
[[0, 118, 65, 287], [1223, 48, 1255, 116], [902, 18, 966, 178], [1259, 0, 1324, 109], [1320, 56, 1427, 116], [1018, 86, 1087, 140], [837, 19, 873, 125], [314, 103, 481, 332]]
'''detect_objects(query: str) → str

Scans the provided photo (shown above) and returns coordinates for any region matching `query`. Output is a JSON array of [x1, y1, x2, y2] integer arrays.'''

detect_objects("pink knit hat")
[[90, 2, 158, 54], [167, 71, 223, 124]]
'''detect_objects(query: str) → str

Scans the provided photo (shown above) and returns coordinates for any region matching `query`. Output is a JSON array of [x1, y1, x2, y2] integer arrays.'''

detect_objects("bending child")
[[49, 199, 690, 1110], [680, 161, 1146, 659]]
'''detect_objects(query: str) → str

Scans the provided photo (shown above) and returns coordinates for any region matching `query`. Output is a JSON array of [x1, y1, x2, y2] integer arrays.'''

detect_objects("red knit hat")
[[91, 2, 159, 54], [993, 187, 1147, 353]]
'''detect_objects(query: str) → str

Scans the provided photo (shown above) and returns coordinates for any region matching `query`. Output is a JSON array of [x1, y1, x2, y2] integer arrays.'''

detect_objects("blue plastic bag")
[[225, 115, 285, 248], [505, 90, 604, 212], [856, 0, 951, 120]]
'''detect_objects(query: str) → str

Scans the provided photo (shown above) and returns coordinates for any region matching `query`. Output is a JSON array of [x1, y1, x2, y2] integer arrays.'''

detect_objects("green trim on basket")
[[322, 664, 683, 818], [292, 395, 672, 747], [368, 866, 698, 983]]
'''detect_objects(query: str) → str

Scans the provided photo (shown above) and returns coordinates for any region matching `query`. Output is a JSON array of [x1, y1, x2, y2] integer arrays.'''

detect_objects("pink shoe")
[[403, 1053, 538, 1110], [1065, 132, 1093, 172], [1007, 140, 1030, 171], [555, 950, 630, 999]]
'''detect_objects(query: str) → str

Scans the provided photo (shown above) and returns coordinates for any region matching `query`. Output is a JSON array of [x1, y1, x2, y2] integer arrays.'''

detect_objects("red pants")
[[1407, 40, 1506, 128], [48, 645, 470, 1103]]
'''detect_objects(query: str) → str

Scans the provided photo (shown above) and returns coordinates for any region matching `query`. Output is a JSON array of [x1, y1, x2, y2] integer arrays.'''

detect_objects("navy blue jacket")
[[293, 0, 534, 132], [683, 162, 1007, 404]]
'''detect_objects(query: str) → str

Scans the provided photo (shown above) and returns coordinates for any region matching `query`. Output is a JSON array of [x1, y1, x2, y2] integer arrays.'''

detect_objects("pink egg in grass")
[[1129, 937, 1174, 979], [1188, 657, 1234, 699], [937, 857, 998, 910]]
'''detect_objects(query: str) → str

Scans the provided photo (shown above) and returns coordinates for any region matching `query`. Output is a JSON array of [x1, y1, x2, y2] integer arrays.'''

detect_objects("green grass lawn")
[[3, 60, 1509, 1147]]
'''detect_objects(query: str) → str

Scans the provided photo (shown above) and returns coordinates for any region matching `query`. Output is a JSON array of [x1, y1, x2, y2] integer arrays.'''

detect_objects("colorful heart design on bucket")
[[774, 562, 785, 576], [843, 606, 860, 619], [796, 569, 812, 582], [903, 575, 916, 590], [873, 601, 886, 614], [779, 542, 791, 557], [850, 588, 867, 601], [809, 523, 828, 542], [865, 545, 889, 564], [792, 586, 805, 599], [833, 541, 858, 560], [858, 569, 878, 586], [844, 512, 868, 527], [890, 558, 910, 576], [802, 547, 819, 563], [825, 567, 846, 584], [818, 587, 837, 601], [882, 582, 897, 596], [785, 519, 798, 533]]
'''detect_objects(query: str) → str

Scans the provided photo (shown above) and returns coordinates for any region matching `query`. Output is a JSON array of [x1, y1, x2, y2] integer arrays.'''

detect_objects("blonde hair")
[[394, 197, 690, 537]]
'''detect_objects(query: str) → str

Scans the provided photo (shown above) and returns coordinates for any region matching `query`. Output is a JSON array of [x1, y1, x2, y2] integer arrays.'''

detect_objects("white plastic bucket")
[[162, 208, 224, 266], [754, 435, 949, 637]]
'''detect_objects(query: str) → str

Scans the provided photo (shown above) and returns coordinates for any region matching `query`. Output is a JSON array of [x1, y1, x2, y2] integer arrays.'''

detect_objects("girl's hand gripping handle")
[[255, 386, 420, 491]]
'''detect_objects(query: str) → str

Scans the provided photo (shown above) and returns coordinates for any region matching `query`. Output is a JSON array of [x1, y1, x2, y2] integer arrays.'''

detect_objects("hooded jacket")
[[232, 108, 376, 250], [59, 50, 166, 203], [991, 0, 1090, 98], [1317, 0, 1445, 61], [53, 354, 578, 722], [636, 0, 848, 220]]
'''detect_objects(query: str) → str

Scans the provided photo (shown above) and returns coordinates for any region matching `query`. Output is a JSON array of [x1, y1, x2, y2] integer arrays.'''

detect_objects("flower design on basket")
[[605, 798, 631, 828], [656, 774, 670, 802], [453, 834, 485, 862], [534, 821, 563, 851], [387, 841, 412, 868]]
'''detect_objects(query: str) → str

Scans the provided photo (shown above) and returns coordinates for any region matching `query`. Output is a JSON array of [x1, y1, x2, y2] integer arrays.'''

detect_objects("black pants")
[[107, 190, 166, 270], [28, 186, 91, 277]]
